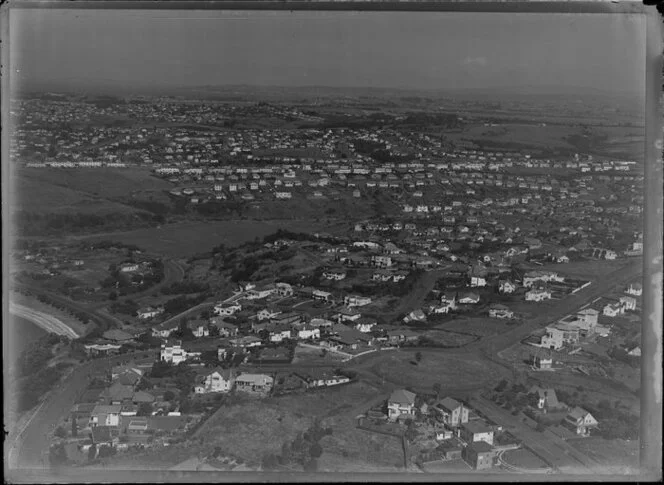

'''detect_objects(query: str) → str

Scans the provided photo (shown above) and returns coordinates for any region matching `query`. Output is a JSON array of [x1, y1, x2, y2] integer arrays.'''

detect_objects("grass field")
[[79, 219, 350, 257], [535, 260, 636, 281], [368, 351, 504, 392], [13, 167, 172, 215]]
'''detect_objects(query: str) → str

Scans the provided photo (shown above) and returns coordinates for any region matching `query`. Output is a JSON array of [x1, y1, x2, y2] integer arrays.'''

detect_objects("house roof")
[[567, 406, 592, 420], [462, 420, 493, 434], [389, 389, 416, 406], [468, 441, 494, 453], [92, 404, 122, 415], [236, 373, 273, 385], [132, 391, 155, 403], [437, 397, 462, 412]]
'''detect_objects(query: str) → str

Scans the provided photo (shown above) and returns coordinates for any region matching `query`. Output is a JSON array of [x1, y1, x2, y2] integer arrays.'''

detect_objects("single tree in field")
[[415, 352, 422, 363]]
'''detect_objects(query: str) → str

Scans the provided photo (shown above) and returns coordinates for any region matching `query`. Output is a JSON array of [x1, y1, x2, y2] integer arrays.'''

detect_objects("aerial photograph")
[[3, 6, 654, 481]]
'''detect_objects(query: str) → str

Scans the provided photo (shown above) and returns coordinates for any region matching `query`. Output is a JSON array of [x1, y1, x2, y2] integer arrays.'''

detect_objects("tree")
[[49, 443, 68, 467], [415, 352, 422, 363], [163, 390, 175, 402], [88, 444, 97, 461], [303, 458, 318, 472], [309, 442, 323, 458], [261, 453, 279, 470], [71, 416, 78, 437], [137, 403, 153, 417], [432, 383, 442, 399], [54, 425, 67, 439]]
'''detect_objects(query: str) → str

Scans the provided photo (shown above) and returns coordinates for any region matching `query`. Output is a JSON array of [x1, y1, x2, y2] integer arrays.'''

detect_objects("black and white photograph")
[[2, 1, 662, 482]]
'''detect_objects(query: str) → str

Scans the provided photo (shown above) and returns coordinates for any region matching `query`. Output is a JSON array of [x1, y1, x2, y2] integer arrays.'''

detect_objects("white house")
[[235, 373, 274, 393], [194, 368, 236, 394], [89, 405, 121, 428], [344, 295, 372, 307], [387, 389, 417, 421], [214, 302, 242, 316], [137, 306, 164, 320], [626, 282, 642, 296], [499, 280, 517, 294], [489, 304, 514, 319], [160, 342, 200, 364], [525, 288, 552, 302]]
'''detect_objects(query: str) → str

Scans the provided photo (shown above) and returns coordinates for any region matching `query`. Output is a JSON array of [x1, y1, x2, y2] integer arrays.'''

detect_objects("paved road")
[[7, 350, 156, 471]]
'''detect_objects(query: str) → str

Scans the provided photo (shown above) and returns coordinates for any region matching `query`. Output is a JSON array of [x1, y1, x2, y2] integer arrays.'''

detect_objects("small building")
[[488, 304, 514, 319], [235, 373, 274, 394], [194, 368, 236, 394], [90, 405, 122, 428], [463, 441, 495, 470], [460, 420, 494, 446], [433, 397, 469, 427]]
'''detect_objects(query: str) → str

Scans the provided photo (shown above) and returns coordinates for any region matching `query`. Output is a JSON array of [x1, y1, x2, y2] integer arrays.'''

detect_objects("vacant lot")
[[502, 448, 549, 469], [436, 316, 515, 337], [535, 260, 636, 281], [367, 351, 505, 393], [191, 381, 404, 470], [569, 437, 639, 471]]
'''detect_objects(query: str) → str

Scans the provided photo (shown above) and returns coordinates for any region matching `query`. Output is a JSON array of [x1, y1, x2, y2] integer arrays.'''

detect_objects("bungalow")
[[209, 318, 239, 337], [353, 317, 377, 333], [403, 309, 427, 324], [276, 282, 294, 297], [371, 255, 392, 268], [151, 319, 180, 339], [540, 323, 579, 350], [344, 295, 372, 307], [385, 328, 420, 345], [337, 307, 362, 322], [563, 407, 599, 436], [295, 370, 351, 389], [255, 307, 282, 321], [619, 295, 637, 312], [603, 302, 624, 317], [187, 319, 210, 338], [529, 386, 564, 412], [323, 269, 347, 281], [90, 404, 121, 428], [235, 373, 274, 394], [523, 270, 563, 288], [433, 397, 469, 427], [296, 325, 321, 340], [160, 342, 201, 364], [229, 335, 263, 349], [119, 262, 140, 273], [387, 389, 417, 421], [194, 368, 236, 394], [625, 282, 642, 296], [458, 292, 480, 305], [525, 287, 552, 302], [312, 290, 334, 302], [214, 302, 242, 316], [488, 304, 514, 319], [499, 280, 517, 294], [245, 284, 277, 300], [137, 306, 164, 320], [460, 420, 494, 446]]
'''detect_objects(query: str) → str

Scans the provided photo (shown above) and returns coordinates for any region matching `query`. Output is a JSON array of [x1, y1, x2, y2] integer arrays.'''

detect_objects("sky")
[[9, 9, 646, 96]]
